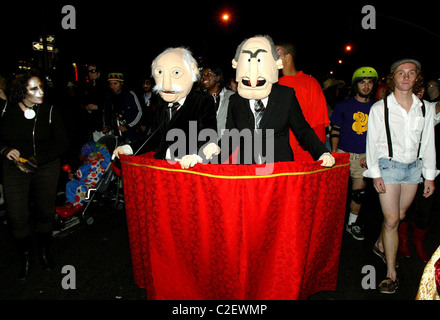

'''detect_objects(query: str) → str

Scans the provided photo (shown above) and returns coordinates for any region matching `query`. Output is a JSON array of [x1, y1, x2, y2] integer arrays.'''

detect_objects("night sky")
[[2, 1, 440, 87]]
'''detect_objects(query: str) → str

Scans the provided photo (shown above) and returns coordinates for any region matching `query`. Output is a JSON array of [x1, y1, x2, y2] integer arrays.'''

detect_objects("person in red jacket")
[[275, 42, 330, 162]]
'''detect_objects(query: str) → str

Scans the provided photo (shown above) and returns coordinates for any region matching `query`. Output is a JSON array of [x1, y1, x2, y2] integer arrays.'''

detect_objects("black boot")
[[15, 236, 32, 281], [37, 232, 55, 271]]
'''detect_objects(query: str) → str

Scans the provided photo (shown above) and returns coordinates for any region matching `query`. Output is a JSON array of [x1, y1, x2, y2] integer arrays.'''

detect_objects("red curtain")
[[120, 152, 350, 300]]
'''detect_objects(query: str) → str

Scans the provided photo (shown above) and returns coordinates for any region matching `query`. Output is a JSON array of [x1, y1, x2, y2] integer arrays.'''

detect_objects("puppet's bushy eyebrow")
[[241, 49, 267, 58]]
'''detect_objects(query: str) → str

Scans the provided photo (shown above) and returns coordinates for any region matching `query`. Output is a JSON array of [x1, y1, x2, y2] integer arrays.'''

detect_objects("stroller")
[[53, 135, 123, 235]]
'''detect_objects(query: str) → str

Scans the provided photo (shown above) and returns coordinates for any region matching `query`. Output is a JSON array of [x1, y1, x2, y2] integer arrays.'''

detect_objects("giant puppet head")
[[232, 35, 283, 100], [151, 47, 200, 103]]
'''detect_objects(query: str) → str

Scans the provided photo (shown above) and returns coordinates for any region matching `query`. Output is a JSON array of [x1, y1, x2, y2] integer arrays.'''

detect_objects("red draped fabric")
[[120, 152, 350, 300]]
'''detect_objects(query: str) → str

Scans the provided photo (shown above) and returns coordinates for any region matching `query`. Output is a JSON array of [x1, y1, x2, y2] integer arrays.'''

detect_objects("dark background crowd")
[[1, 0, 440, 207]]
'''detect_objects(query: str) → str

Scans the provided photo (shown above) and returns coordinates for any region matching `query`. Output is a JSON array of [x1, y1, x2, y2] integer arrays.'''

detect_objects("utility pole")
[[40, 5, 48, 75]]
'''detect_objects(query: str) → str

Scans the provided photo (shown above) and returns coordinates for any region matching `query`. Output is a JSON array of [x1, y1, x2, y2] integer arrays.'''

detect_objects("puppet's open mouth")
[[241, 79, 266, 87]]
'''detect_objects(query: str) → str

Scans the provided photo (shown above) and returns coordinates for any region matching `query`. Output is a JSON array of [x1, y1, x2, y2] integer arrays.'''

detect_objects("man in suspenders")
[[363, 59, 438, 294]]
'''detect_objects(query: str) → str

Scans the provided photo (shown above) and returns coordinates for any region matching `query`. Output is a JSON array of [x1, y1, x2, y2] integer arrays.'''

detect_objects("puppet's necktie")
[[254, 99, 265, 129], [168, 103, 179, 122]]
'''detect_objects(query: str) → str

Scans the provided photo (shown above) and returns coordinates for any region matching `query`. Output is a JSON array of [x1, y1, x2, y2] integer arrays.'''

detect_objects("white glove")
[[180, 154, 203, 169], [203, 142, 221, 160], [318, 152, 335, 167], [112, 145, 133, 159]]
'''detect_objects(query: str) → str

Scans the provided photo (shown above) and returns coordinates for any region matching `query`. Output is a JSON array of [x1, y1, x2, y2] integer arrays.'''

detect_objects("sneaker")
[[346, 222, 365, 240], [379, 277, 399, 294]]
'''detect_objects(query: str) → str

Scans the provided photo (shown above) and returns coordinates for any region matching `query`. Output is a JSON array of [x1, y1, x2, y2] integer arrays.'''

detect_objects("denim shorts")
[[379, 158, 422, 185]]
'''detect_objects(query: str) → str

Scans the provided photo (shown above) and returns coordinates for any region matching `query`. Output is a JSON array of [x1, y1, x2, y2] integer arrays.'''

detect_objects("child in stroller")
[[56, 141, 111, 218]]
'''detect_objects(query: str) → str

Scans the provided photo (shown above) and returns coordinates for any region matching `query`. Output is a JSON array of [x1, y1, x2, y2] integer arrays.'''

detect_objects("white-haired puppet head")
[[151, 47, 200, 103], [232, 35, 283, 100]]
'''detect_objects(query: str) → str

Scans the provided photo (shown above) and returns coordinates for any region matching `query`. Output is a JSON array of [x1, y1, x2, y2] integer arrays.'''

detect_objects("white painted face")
[[24, 77, 44, 105], [232, 37, 283, 100]]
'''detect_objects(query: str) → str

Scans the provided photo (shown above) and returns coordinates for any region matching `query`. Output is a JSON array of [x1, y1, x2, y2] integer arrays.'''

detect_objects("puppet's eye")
[[172, 69, 182, 77], [257, 55, 263, 67], [155, 68, 163, 77]]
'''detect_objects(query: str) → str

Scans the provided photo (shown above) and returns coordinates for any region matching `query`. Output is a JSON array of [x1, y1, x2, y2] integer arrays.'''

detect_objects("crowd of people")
[[0, 37, 439, 297]]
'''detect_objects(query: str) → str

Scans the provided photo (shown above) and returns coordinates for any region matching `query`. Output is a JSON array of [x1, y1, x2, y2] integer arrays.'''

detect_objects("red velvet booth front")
[[120, 152, 349, 300]]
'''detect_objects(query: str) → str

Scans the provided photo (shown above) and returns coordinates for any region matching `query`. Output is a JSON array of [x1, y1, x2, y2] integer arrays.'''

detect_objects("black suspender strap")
[[417, 100, 425, 159], [384, 97, 426, 160], [384, 97, 393, 159]]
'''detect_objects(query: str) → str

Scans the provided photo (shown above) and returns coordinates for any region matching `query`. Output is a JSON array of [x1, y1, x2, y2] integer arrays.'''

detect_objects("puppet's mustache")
[[153, 83, 183, 94]]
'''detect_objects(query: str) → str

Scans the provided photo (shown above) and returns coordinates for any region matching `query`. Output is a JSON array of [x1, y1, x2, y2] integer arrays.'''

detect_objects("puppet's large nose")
[[249, 58, 259, 87], [162, 70, 172, 91]]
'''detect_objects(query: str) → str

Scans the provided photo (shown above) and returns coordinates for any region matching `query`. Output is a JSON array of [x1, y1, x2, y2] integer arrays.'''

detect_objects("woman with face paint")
[[0, 71, 69, 281]]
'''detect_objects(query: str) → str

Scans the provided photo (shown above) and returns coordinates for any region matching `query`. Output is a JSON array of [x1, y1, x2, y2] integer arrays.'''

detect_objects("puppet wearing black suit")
[[113, 47, 218, 169], [210, 35, 334, 167], [223, 83, 328, 164], [130, 89, 216, 159]]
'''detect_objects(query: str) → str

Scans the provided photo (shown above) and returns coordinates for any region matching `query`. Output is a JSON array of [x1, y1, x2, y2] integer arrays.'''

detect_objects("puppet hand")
[[203, 143, 221, 159], [180, 154, 203, 169], [113, 145, 133, 159], [319, 152, 335, 167]]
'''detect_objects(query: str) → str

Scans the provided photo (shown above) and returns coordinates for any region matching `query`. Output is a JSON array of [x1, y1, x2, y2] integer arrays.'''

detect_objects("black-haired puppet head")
[[232, 35, 283, 100]]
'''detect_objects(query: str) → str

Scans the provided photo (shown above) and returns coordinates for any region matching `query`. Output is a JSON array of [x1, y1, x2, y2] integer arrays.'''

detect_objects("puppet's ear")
[[276, 58, 283, 70], [232, 59, 238, 69], [191, 63, 199, 76]]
